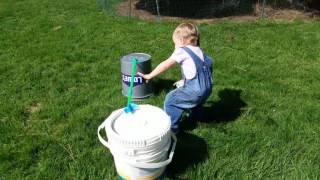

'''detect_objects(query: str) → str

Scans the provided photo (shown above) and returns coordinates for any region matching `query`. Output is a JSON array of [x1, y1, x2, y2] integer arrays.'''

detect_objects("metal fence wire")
[[99, 0, 319, 20]]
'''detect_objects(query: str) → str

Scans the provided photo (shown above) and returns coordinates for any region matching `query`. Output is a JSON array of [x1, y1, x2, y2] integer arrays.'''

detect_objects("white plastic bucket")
[[98, 105, 177, 180]]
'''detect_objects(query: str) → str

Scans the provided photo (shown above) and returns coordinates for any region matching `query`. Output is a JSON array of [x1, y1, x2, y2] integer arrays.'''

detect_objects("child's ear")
[[180, 38, 186, 45]]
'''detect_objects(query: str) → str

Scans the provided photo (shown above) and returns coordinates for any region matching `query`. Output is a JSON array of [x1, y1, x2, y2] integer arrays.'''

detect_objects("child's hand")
[[173, 79, 184, 88], [137, 72, 152, 83]]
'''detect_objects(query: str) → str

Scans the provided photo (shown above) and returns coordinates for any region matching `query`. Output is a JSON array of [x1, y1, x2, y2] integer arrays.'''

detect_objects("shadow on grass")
[[181, 88, 247, 131], [166, 131, 208, 179], [202, 88, 247, 123], [166, 88, 246, 178], [152, 78, 175, 95]]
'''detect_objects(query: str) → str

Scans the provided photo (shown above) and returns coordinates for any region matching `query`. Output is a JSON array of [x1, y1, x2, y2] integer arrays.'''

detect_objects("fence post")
[[129, 0, 132, 17], [156, 0, 161, 21], [260, 0, 266, 19]]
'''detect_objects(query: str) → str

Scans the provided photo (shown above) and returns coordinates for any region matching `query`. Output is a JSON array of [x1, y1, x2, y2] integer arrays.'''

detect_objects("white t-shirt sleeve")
[[169, 48, 189, 64]]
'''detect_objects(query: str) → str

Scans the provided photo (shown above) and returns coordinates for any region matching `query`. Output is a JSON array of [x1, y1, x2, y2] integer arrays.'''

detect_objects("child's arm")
[[138, 58, 176, 82]]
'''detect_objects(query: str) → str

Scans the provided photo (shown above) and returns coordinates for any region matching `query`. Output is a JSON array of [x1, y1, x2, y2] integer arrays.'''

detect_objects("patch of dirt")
[[25, 103, 41, 114], [256, 6, 320, 20], [117, 0, 320, 23]]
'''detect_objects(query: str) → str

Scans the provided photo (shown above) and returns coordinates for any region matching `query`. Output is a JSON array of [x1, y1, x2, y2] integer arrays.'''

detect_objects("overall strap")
[[181, 47, 204, 67]]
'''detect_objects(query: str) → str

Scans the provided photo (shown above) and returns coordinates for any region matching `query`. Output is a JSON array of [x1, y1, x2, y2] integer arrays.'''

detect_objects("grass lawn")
[[1, 0, 320, 179]]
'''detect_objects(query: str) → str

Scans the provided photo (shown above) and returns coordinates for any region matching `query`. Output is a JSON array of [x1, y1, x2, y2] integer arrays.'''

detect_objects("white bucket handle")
[[97, 109, 124, 149], [97, 120, 111, 149]]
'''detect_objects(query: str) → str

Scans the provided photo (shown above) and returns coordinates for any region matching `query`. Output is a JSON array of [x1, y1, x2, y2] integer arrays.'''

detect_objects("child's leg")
[[164, 102, 184, 134], [164, 88, 200, 133]]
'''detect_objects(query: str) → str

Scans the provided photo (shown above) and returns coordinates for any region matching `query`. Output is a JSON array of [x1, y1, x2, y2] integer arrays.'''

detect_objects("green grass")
[[1, 0, 320, 179]]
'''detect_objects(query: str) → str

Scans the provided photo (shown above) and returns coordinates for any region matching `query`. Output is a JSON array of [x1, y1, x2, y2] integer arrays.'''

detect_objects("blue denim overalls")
[[164, 47, 213, 133]]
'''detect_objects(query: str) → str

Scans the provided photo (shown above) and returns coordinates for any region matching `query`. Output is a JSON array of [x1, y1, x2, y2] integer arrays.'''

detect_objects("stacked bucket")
[[98, 105, 176, 179]]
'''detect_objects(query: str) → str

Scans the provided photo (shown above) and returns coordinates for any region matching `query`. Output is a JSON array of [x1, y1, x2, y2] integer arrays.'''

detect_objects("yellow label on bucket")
[[118, 170, 163, 180]]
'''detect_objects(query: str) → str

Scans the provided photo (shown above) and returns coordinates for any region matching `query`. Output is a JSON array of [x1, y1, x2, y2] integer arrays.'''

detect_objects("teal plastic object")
[[124, 58, 139, 113]]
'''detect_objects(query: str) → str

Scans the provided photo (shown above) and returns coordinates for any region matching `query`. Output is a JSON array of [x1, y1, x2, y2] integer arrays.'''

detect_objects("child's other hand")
[[173, 79, 184, 88], [137, 72, 152, 83]]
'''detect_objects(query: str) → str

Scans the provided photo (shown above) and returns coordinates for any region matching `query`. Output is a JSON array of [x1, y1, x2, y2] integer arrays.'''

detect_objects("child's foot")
[[171, 128, 180, 135]]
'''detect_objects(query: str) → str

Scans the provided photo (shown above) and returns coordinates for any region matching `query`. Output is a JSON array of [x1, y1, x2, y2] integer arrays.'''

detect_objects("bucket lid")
[[121, 53, 151, 63], [110, 105, 170, 141]]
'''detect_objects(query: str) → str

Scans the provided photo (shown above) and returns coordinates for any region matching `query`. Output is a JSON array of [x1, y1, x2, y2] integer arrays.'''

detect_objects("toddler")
[[138, 23, 213, 134]]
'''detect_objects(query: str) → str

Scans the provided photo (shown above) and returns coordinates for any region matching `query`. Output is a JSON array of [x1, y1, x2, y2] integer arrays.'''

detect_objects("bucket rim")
[[105, 105, 171, 148], [121, 53, 151, 63]]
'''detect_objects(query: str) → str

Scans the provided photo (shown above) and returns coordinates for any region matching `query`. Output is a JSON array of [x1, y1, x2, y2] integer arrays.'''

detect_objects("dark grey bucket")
[[121, 53, 153, 99]]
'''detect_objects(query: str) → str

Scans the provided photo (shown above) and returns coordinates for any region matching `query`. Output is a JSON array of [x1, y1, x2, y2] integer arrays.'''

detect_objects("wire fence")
[[98, 0, 319, 20]]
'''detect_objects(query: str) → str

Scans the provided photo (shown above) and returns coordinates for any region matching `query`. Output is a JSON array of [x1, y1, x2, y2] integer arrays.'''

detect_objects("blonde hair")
[[173, 23, 200, 46]]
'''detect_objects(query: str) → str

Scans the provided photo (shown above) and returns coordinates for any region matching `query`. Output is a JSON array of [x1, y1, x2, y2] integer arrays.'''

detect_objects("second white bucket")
[[98, 105, 177, 180]]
